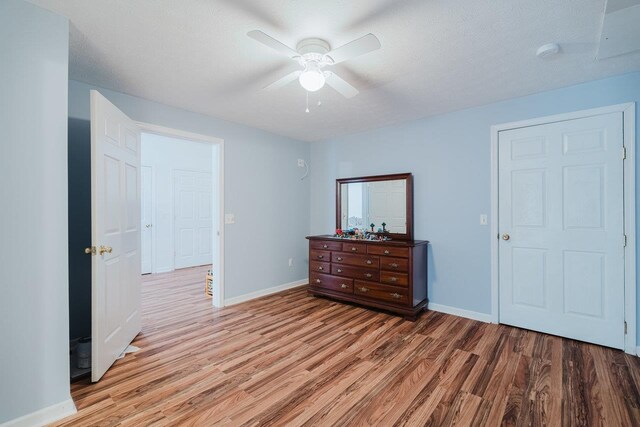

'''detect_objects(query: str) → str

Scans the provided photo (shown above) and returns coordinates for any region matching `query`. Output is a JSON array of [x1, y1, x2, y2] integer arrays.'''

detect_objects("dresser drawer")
[[310, 250, 331, 262], [380, 257, 409, 272], [310, 273, 353, 294], [342, 242, 367, 254], [332, 265, 379, 281], [332, 252, 379, 268], [354, 280, 409, 304], [367, 245, 409, 258], [310, 240, 342, 251], [380, 271, 409, 287], [310, 261, 330, 273]]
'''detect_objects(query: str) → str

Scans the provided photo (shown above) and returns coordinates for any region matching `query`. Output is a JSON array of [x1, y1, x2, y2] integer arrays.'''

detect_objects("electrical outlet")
[[297, 159, 305, 168], [224, 213, 235, 224], [288, 258, 293, 267], [480, 214, 488, 225]]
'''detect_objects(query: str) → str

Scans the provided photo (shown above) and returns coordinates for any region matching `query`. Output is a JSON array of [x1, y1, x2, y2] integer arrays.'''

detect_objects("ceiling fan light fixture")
[[298, 62, 325, 92]]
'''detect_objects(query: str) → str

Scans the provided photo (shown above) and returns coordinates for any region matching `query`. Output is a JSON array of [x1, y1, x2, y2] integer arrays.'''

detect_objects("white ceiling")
[[28, 0, 640, 141]]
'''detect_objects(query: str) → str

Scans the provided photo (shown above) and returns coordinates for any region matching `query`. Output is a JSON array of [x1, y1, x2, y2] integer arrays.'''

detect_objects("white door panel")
[[498, 112, 624, 349], [174, 170, 213, 269], [91, 90, 141, 381]]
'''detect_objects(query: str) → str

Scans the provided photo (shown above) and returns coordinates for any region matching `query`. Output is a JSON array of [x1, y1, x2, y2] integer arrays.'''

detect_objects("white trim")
[[490, 102, 636, 354], [1, 399, 76, 427], [224, 278, 309, 306], [153, 267, 174, 274], [136, 121, 225, 308], [623, 102, 636, 355], [427, 303, 493, 323]]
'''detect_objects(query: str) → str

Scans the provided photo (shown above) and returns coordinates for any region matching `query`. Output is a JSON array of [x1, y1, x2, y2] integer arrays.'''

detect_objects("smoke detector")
[[536, 43, 561, 58]]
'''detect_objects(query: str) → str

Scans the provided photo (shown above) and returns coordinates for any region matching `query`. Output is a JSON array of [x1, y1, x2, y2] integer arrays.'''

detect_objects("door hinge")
[[623, 146, 627, 160], [624, 320, 628, 335], [624, 234, 627, 247]]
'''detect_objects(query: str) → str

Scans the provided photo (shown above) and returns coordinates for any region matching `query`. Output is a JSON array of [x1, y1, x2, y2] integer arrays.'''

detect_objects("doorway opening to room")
[[67, 91, 224, 383], [139, 128, 223, 295]]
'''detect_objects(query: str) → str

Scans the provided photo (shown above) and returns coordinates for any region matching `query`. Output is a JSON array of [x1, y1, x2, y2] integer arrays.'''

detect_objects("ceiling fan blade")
[[263, 70, 302, 91], [325, 72, 359, 98], [326, 33, 381, 64], [247, 30, 299, 59]]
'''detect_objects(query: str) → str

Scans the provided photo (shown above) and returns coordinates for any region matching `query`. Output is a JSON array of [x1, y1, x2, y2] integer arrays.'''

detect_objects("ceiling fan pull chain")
[[305, 91, 310, 113]]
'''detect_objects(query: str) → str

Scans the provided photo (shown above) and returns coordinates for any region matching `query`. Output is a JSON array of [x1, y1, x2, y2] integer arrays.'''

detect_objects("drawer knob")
[[359, 287, 369, 292], [384, 250, 390, 254], [341, 284, 348, 289], [315, 279, 321, 284], [365, 273, 372, 278], [337, 257, 343, 261], [337, 269, 343, 273], [351, 247, 357, 251], [318, 255, 324, 259], [390, 277, 397, 282], [366, 260, 372, 265], [318, 267, 323, 271], [390, 293, 401, 299], [323, 244, 328, 249], [390, 263, 398, 268]]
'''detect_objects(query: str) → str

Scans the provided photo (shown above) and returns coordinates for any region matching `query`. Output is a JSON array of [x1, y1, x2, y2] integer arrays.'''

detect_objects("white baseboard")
[[153, 267, 174, 274], [427, 302, 493, 323], [1, 398, 76, 427], [224, 278, 308, 306]]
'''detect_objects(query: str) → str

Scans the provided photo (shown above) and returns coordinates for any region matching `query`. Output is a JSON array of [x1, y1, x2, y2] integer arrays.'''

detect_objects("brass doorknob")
[[84, 246, 96, 255], [502, 234, 510, 241], [99, 245, 113, 255]]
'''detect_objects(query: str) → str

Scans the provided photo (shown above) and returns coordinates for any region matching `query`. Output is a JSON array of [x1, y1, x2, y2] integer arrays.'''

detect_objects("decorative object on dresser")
[[307, 173, 428, 320]]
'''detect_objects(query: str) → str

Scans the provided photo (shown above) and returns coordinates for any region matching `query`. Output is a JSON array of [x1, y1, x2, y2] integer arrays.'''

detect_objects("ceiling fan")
[[247, 30, 381, 98]]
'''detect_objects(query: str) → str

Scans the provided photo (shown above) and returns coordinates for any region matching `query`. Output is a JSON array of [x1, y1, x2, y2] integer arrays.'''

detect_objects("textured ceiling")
[[28, 0, 640, 141]]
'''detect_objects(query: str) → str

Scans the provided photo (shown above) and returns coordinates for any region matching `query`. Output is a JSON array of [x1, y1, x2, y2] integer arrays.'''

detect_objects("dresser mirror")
[[336, 173, 413, 240]]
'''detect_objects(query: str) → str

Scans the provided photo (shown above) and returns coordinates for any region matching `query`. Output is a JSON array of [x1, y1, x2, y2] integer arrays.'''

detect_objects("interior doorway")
[[138, 124, 224, 308]]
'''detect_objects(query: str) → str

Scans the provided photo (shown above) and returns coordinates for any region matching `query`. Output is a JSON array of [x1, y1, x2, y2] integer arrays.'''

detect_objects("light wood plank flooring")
[[54, 265, 640, 426]]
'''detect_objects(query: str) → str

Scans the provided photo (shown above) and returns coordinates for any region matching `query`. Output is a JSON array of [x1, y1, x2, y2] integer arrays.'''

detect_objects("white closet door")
[[174, 170, 213, 269], [498, 112, 625, 349], [90, 90, 142, 381]]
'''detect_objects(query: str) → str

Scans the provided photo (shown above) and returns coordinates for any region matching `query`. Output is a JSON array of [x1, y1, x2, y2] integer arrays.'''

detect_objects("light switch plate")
[[480, 214, 488, 225], [225, 214, 235, 224]]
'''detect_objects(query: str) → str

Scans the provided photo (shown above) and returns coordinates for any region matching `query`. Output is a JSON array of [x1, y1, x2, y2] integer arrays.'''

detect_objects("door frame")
[[136, 122, 225, 308], [490, 103, 636, 354], [141, 165, 154, 274]]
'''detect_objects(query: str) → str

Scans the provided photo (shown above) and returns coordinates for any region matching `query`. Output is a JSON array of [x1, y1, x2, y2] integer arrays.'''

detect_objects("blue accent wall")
[[310, 72, 640, 341], [0, 0, 71, 423]]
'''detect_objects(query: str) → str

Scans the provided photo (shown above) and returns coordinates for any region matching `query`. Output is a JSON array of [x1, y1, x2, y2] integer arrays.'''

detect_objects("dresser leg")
[[403, 314, 417, 322]]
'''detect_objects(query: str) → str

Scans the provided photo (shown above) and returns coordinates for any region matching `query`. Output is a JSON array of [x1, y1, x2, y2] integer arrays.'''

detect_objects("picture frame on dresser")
[[307, 173, 428, 321]]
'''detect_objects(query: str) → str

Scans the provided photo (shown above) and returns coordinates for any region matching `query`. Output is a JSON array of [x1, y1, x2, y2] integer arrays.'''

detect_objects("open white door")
[[90, 90, 142, 381]]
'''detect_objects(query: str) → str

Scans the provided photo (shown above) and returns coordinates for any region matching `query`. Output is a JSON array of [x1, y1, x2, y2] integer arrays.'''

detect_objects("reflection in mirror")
[[340, 179, 407, 234]]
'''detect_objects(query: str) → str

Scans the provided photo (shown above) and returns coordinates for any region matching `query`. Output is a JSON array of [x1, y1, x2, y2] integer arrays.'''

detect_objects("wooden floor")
[[54, 265, 640, 426]]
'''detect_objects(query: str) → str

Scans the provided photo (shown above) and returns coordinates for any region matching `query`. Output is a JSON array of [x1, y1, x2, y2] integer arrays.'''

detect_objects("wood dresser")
[[306, 235, 429, 320]]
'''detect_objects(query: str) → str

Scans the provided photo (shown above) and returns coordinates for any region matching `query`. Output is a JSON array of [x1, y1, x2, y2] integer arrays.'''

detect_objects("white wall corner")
[[427, 303, 493, 323], [224, 278, 308, 306], [1, 399, 76, 427]]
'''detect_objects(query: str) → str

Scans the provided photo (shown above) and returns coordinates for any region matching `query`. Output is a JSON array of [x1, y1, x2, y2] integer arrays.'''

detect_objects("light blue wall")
[[0, 0, 71, 423], [68, 80, 311, 299], [310, 72, 640, 340]]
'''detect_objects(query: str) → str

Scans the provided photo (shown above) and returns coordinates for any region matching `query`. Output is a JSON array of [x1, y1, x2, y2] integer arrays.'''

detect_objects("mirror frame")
[[336, 172, 414, 241]]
